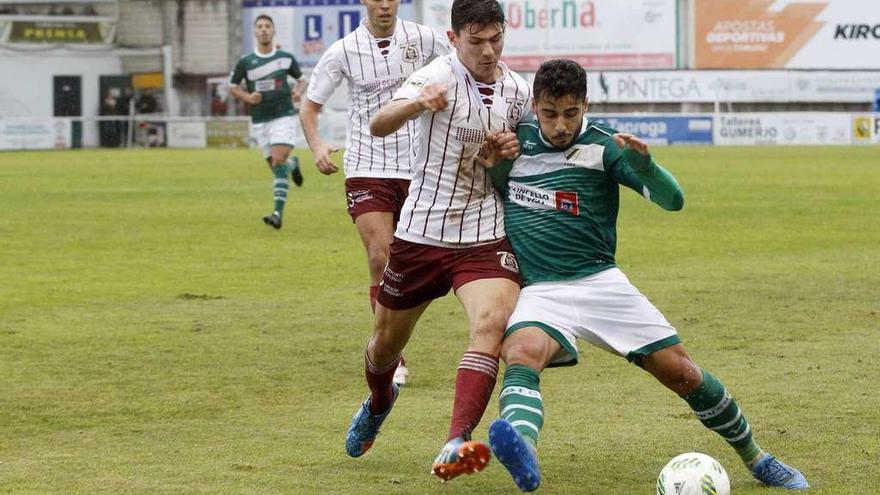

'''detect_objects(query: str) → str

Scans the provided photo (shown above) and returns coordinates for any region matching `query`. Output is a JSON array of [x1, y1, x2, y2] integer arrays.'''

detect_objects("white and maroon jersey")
[[392, 54, 533, 247], [307, 18, 450, 179]]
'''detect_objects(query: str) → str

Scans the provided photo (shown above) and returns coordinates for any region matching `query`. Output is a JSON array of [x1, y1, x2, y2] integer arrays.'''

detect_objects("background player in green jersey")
[[230, 14, 306, 229], [481, 59, 809, 492]]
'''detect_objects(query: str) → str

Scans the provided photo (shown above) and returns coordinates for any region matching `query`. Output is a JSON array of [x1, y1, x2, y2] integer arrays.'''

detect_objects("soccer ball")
[[656, 452, 730, 495]]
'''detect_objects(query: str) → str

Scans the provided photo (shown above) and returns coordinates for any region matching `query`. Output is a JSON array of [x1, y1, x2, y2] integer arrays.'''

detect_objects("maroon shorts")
[[376, 237, 522, 310], [344, 177, 410, 222]]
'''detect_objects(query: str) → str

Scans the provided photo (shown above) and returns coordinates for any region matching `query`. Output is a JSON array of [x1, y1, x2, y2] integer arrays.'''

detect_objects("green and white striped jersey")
[[491, 117, 665, 286], [230, 48, 302, 124]]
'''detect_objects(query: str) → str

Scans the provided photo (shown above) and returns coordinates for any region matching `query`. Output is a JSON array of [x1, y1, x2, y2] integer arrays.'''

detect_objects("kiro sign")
[[834, 24, 880, 39]]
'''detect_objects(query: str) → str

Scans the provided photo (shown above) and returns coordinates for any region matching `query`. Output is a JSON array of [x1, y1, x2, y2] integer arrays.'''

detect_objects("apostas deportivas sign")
[[695, 0, 880, 69]]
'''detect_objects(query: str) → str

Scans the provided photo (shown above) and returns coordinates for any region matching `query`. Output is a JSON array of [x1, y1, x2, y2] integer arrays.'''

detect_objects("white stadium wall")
[[117, 0, 165, 74], [179, 1, 231, 75], [0, 48, 122, 147]]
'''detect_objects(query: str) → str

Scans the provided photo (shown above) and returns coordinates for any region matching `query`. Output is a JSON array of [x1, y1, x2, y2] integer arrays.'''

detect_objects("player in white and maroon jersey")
[[301, 0, 450, 386], [343, 0, 532, 482]]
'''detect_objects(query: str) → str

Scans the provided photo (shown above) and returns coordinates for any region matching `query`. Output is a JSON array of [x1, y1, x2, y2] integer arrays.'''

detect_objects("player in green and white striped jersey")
[[230, 14, 305, 229], [483, 60, 808, 492]]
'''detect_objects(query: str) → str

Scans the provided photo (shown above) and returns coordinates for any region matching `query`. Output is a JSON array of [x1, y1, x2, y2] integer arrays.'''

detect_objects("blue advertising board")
[[241, 0, 415, 68], [591, 115, 713, 145]]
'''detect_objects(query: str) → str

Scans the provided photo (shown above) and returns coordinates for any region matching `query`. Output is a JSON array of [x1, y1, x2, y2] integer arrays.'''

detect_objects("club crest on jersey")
[[564, 144, 605, 171], [506, 97, 525, 122], [555, 191, 579, 216], [400, 41, 420, 63], [497, 251, 520, 273]]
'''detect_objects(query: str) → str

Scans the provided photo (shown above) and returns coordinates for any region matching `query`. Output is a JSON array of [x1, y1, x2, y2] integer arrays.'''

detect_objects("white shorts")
[[251, 116, 299, 158], [505, 267, 680, 366]]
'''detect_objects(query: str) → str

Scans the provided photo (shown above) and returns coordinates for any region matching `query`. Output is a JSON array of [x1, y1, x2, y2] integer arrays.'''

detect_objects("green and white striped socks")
[[684, 369, 764, 465], [271, 162, 290, 217], [498, 364, 544, 447], [499, 365, 763, 465]]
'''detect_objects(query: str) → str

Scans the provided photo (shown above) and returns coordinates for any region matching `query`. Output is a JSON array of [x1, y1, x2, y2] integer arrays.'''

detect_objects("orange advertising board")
[[694, 0, 880, 69]]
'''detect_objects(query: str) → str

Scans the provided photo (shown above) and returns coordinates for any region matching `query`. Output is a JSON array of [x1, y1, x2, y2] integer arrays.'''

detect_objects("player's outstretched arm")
[[370, 83, 448, 137], [300, 98, 339, 175], [613, 133, 684, 211]]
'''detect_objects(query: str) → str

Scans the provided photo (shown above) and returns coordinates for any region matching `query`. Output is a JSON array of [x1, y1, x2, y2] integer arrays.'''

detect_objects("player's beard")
[[551, 133, 573, 148], [257, 33, 273, 49]]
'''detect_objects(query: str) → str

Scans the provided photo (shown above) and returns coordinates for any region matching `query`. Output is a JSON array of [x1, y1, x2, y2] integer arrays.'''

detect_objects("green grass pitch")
[[1, 146, 878, 494]]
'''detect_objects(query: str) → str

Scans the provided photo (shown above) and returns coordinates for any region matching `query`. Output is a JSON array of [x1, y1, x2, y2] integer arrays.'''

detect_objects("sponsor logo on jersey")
[[405, 75, 427, 90], [555, 191, 579, 216], [255, 79, 276, 92], [400, 41, 420, 63], [362, 76, 408, 93], [509, 182, 554, 209], [497, 251, 520, 273], [522, 139, 537, 150], [510, 181, 581, 216]]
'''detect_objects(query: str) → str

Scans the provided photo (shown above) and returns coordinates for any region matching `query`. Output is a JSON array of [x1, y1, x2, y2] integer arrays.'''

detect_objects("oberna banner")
[[422, 0, 678, 70], [695, 0, 880, 69]]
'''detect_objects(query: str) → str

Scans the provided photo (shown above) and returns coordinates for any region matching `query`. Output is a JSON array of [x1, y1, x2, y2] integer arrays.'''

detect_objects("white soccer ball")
[[656, 452, 730, 495]]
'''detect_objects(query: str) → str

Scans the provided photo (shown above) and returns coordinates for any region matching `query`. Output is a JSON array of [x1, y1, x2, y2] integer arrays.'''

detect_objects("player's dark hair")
[[533, 59, 588, 103], [451, 0, 505, 34], [254, 14, 274, 26]]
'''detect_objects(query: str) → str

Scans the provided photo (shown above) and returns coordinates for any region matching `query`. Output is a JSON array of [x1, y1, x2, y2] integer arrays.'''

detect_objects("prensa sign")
[[6, 20, 111, 44]]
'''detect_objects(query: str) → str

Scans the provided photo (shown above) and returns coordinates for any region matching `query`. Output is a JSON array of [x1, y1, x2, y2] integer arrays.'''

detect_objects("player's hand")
[[418, 83, 448, 112], [613, 133, 649, 155], [476, 131, 519, 168], [313, 142, 340, 175], [247, 92, 263, 105], [291, 88, 302, 105], [491, 131, 520, 160]]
